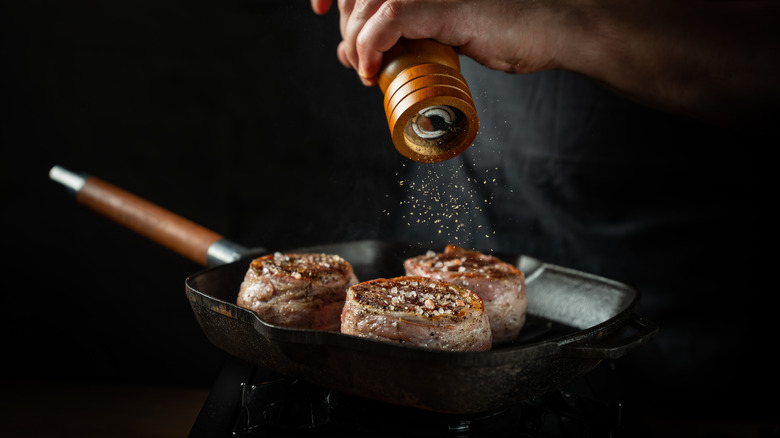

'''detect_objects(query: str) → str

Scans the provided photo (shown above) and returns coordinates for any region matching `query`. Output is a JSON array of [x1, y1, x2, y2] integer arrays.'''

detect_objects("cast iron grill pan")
[[51, 166, 657, 414], [187, 241, 654, 414]]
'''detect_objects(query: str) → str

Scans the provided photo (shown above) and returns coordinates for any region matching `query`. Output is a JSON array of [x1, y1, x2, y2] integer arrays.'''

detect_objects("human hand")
[[312, 0, 780, 128], [310, 0, 565, 86]]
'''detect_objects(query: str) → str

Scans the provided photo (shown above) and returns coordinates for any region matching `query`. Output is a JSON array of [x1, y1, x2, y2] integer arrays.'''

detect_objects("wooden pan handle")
[[50, 166, 227, 266], [78, 177, 222, 266]]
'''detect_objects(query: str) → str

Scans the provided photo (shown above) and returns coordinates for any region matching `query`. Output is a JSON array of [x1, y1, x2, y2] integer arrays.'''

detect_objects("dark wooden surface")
[[0, 381, 209, 438]]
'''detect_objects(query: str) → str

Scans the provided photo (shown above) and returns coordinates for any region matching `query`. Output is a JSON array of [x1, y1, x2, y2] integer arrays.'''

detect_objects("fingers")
[[310, 0, 333, 15], [354, 1, 420, 81], [358, 1, 472, 80], [338, 0, 356, 66], [337, 41, 351, 69], [324, 0, 556, 85], [333, 0, 473, 86], [340, 0, 386, 81]]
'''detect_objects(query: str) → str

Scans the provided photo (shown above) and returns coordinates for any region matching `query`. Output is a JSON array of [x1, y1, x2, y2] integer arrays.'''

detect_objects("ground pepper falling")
[[383, 158, 513, 244]]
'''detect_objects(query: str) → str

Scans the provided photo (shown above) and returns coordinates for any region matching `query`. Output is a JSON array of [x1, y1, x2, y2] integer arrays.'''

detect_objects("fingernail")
[[358, 69, 375, 86]]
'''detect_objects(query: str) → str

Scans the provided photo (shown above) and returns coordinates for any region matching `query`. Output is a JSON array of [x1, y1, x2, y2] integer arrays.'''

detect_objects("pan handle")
[[557, 314, 658, 360], [49, 165, 248, 267]]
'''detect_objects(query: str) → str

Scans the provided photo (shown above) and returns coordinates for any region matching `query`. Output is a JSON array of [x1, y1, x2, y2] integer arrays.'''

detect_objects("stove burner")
[[230, 369, 623, 438], [188, 354, 628, 438], [325, 389, 521, 438]]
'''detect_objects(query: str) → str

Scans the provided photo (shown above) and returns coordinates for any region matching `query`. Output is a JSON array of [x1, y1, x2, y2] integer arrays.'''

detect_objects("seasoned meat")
[[237, 252, 358, 331], [340, 276, 492, 351], [404, 245, 527, 343]]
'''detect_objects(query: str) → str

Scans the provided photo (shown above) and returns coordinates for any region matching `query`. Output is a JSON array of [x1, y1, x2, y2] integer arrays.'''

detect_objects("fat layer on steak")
[[237, 252, 358, 331], [340, 276, 492, 351], [404, 245, 527, 343]]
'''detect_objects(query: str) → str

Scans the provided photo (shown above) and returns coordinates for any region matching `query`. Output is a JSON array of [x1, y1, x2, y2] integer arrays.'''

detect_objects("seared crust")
[[405, 245, 522, 279], [341, 276, 492, 351], [237, 252, 358, 331], [404, 245, 527, 343]]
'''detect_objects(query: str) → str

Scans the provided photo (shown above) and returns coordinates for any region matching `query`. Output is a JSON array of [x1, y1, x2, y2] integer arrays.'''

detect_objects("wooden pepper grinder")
[[378, 38, 479, 163]]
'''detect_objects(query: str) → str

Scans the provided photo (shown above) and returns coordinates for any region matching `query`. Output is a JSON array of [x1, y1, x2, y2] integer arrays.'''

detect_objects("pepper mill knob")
[[378, 39, 479, 163]]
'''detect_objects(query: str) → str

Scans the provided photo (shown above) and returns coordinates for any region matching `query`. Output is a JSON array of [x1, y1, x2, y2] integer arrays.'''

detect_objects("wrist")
[[493, 0, 600, 74], [546, 0, 612, 74]]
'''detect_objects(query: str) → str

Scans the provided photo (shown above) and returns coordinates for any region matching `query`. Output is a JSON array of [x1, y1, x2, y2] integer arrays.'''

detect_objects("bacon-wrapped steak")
[[237, 252, 358, 331], [404, 245, 527, 343], [340, 276, 492, 351]]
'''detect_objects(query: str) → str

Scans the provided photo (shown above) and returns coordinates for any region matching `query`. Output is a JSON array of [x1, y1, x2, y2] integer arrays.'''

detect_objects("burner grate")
[[188, 355, 628, 438], [231, 371, 623, 438]]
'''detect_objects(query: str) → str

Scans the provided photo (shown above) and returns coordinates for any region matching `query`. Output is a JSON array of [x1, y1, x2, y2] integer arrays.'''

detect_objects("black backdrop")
[[2, 1, 408, 388], [2, 0, 777, 427]]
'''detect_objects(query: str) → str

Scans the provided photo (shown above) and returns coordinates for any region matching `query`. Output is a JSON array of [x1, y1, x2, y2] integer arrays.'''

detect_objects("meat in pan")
[[237, 252, 359, 331], [404, 245, 527, 343], [341, 276, 492, 351]]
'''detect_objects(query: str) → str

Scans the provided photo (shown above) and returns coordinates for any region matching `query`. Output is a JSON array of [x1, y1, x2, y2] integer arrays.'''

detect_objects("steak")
[[237, 252, 358, 331], [340, 276, 492, 351], [404, 245, 527, 343]]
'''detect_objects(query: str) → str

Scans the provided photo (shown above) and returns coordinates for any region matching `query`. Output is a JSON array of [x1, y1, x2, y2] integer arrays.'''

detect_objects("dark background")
[[2, 1, 406, 389], [2, 1, 777, 435]]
